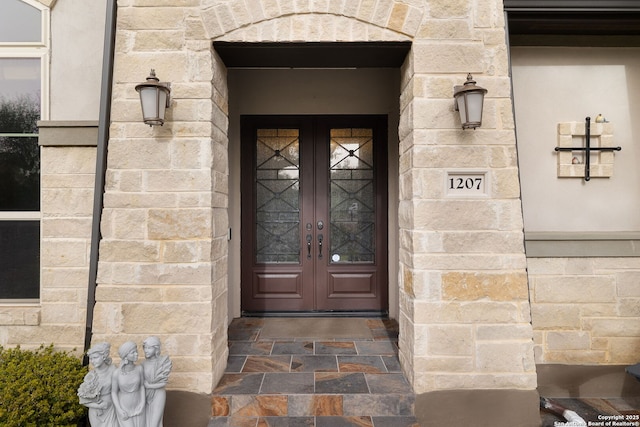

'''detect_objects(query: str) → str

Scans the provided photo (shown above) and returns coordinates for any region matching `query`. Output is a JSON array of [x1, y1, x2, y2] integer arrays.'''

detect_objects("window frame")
[[0, 0, 49, 303]]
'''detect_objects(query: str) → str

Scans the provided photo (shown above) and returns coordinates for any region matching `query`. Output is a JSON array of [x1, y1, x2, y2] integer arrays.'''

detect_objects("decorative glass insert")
[[255, 128, 300, 264], [0, 0, 42, 43], [329, 128, 375, 263]]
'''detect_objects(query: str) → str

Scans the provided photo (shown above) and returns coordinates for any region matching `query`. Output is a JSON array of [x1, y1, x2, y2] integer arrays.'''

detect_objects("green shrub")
[[0, 344, 88, 427]]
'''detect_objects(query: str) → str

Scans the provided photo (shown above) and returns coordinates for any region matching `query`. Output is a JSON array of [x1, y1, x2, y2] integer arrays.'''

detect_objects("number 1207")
[[449, 177, 483, 190]]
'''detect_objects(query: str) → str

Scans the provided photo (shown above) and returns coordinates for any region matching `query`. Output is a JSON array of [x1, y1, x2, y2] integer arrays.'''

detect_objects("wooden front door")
[[241, 115, 388, 313]]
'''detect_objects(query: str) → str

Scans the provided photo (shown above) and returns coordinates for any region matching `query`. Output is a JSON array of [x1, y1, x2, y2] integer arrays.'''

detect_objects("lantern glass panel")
[[140, 87, 160, 121], [466, 92, 484, 124], [456, 95, 468, 125], [158, 90, 167, 122]]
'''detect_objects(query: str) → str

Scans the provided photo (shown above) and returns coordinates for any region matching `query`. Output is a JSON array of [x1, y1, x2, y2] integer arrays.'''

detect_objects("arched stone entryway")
[[204, 3, 420, 390], [98, 2, 539, 425], [96, 0, 422, 394]]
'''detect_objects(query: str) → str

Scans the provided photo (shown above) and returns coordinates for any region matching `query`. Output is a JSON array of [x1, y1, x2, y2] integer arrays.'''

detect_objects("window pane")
[[0, 136, 40, 210], [0, 58, 40, 211], [0, 58, 41, 133], [0, 0, 42, 43], [0, 221, 39, 299]]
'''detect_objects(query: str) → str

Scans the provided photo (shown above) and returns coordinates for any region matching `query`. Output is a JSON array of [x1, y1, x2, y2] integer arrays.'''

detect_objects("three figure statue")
[[78, 338, 172, 427]]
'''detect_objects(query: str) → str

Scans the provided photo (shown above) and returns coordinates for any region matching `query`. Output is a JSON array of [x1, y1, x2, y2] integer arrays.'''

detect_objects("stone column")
[[92, 4, 229, 393], [397, 1, 539, 425]]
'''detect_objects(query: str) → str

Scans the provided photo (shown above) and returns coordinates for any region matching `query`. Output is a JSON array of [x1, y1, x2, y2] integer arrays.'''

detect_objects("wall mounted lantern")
[[453, 74, 487, 130], [135, 69, 171, 126]]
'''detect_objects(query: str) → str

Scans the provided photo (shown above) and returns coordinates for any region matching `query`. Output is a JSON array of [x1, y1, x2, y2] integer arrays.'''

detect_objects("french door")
[[241, 115, 388, 313]]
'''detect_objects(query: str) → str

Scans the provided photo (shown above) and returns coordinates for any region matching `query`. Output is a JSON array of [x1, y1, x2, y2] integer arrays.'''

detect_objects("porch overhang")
[[504, 0, 640, 36], [212, 41, 412, 68]]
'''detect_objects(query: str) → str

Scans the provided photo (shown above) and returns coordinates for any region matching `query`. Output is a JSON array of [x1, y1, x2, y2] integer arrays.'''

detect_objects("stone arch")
[[100, 0, 422, 394], [200, 1, 425, 41], [195, 1, 418, 327], [211, 13, 413, 42]]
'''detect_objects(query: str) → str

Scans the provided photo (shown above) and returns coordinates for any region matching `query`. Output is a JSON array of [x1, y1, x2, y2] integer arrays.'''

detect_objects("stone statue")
[[142, 336, 172, 427], [112, 341, 146, 427], [78, 342, 118, 427]]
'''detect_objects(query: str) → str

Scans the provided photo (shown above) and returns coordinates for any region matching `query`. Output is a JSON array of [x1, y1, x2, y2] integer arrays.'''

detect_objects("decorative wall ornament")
[[555, 116, 621, 181]]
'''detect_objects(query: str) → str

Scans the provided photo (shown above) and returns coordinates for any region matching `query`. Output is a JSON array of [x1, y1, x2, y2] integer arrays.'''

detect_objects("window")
[[0, 0, 48, 300]]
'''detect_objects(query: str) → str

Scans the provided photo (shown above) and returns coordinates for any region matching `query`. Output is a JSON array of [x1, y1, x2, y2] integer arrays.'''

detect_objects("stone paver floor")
[[208, 317, 419, 427]]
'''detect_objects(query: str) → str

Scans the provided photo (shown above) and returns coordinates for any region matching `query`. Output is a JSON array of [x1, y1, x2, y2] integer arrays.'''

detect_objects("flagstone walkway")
[[208, 317, 419, 427]]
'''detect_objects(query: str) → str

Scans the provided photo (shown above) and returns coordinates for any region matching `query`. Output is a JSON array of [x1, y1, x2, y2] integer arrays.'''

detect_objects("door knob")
[[317, 220, 324, 230]]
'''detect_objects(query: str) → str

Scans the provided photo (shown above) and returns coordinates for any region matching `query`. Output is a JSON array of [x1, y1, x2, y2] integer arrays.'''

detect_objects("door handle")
[[317, 233, 323, 259], [306, 234, 312, 259]]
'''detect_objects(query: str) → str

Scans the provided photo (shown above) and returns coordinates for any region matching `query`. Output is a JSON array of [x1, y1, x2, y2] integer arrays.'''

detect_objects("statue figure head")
[[118, 341, 138, 367], [143, 336, 161, 359], [87, 342, 112, 367]]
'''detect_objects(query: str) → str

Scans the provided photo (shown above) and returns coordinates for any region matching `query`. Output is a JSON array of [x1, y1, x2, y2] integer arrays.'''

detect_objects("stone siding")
[[5, 0, 636, 408], [396, 1, 536, 393], [0, 145, 95, 352], [93, 0, 231, 394], [529, 257, 640, 365], [94, 0, 536, 396]]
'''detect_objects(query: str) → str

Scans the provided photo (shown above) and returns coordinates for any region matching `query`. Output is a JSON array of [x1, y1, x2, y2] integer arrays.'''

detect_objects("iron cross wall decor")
[[555, 116, 622, 181]]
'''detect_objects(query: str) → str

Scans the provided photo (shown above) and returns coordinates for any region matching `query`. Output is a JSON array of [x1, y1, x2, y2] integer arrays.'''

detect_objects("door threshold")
[[242, 311, 388, 318]]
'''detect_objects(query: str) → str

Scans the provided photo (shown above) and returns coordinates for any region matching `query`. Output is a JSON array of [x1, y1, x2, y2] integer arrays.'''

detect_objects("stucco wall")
[[49, 0, 106, 120], [513, 46, 640, 366], [512, 47, 640, 233]]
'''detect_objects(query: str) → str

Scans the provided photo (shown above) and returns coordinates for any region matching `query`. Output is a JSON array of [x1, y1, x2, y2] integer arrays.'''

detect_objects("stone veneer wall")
[[395, 2, 537, 396], [529, 257, 640, 365], [96, 0, 535, 403], [91, 1, 231, 393], [0, 3, 634, 414], [0, 0, 539, 408], [0, 134, 96, 351], [203, 0, 538, 401]]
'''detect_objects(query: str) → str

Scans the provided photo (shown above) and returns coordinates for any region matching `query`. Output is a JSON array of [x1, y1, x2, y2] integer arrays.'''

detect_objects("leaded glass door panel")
[[241, 116, 387, 313]]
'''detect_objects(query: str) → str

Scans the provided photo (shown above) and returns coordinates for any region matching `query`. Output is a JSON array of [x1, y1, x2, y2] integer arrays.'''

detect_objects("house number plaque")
[[446, 171, 488, 197]]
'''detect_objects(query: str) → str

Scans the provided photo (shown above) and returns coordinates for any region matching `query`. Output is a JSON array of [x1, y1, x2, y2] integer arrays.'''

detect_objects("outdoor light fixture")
[[135, 69, 171, 126], [453, 74, 487, 130]]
